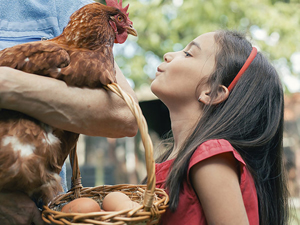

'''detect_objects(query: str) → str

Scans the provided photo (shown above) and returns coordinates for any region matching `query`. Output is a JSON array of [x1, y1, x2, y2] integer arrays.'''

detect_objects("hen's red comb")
[[105, 0, 130, 18]]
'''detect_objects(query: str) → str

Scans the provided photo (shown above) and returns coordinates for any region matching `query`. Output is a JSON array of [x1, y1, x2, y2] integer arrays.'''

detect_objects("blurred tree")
[[96, 0, 300, 92]]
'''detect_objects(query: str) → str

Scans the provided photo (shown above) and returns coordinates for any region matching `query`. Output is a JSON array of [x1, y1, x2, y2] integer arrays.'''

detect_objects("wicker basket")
[[42, 83, 169, 225]]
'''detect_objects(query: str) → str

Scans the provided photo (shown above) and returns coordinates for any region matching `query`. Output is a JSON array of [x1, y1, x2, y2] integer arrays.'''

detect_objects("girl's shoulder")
[[189, 139, 246, 170], [187, 139, 259, 225]]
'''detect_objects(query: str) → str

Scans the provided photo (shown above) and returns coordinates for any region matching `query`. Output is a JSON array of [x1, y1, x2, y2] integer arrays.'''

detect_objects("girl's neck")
[[167, 107, 202, 160]]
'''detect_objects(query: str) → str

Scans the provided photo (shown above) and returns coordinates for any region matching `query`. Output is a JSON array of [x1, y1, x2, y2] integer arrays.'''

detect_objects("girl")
[[151, 30, 289, 225]]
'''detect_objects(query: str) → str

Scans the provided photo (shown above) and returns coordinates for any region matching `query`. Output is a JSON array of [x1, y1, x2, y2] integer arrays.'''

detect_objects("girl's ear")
[[198, 85, 229, 105]]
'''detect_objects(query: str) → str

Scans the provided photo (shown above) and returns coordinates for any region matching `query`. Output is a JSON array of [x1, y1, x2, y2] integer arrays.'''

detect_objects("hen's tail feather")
[[0, 145, 63, 203], [0, 117, 66, 204], [32, 172, 63, 204]]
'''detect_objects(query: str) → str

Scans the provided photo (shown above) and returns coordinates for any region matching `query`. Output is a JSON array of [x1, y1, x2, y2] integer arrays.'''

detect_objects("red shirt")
[[156, 139, 259, 225]]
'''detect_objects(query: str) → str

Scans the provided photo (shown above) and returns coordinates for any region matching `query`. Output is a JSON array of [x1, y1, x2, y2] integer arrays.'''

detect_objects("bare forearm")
[[0, 66, 138, 137]]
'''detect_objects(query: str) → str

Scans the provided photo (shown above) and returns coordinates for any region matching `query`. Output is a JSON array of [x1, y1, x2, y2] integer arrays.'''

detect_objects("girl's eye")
[[183, 51, 192, 57], [117, 16, 123, 22]]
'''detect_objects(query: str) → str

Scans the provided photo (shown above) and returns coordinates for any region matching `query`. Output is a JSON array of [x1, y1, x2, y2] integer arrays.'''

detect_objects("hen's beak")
[[126, 25, 138, 36]]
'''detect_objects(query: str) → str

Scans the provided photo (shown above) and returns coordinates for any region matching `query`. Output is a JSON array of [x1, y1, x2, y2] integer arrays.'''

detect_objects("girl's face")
[[151, 32, 217, 108]]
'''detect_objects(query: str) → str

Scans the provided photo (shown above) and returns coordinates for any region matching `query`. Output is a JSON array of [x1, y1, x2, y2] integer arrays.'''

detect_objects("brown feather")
[[0, 2, 135, 204]]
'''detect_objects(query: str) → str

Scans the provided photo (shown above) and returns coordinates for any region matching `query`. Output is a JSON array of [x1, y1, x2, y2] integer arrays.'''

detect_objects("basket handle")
[[105, 83, 156, 211], [69, 83, 156, 211], [69, 146, 82, 199]]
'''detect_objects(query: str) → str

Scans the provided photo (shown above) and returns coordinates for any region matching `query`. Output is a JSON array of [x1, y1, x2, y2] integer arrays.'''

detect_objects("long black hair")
[[156, 30, 289, 225]]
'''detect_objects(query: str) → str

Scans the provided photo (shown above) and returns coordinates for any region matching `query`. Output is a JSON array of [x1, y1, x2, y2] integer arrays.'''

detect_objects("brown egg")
[[115, 200, 141, 211], [102, 192, 141, 211], [61, 197, 101, 213]]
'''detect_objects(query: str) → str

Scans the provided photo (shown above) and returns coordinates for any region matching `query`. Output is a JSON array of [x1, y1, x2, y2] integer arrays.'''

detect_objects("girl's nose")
[[164, 52, 173, 62]]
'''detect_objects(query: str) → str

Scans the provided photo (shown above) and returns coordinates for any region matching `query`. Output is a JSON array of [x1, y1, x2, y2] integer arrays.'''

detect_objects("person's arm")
[[0, 192, 45, 225], [0, 62, 138, 137], [190, 152, 250, 225]]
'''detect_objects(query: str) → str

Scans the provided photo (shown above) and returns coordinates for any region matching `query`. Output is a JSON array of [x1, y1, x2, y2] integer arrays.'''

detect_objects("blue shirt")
[[0, 0, 94, 50], [0, 0, 94, 193]]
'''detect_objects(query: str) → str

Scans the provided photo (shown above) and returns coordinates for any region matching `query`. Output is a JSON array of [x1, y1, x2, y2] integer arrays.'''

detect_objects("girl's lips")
[[156, 67, 163, 77], [155, 65, 165, 77], [157, 67, 163, 72]]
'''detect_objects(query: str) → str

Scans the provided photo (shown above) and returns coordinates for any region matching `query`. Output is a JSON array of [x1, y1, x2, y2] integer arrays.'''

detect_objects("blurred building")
[[284, 93, 300, 200]]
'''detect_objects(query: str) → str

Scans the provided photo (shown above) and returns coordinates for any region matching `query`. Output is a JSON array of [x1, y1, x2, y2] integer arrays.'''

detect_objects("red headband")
[[228, 47, 257, 92]]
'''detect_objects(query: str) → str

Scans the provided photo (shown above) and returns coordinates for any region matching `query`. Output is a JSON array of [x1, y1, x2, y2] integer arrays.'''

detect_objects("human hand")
[[0, 191, 45, 225]]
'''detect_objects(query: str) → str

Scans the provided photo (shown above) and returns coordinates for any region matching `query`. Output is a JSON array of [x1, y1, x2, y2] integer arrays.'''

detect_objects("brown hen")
[[0, 0, 137, 204]]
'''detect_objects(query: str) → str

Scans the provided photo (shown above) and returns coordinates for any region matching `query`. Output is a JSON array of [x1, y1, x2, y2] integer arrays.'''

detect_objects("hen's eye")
[[117, 16, 123, 22], [183, 51, 192, 57]]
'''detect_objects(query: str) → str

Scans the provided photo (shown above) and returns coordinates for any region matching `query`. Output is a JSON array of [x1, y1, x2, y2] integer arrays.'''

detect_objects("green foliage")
[[99, 0, 300, 91]]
